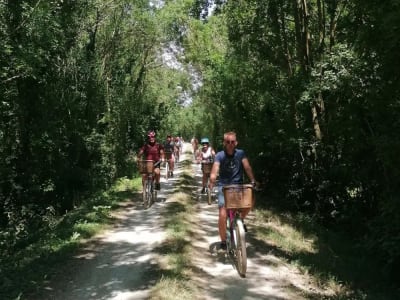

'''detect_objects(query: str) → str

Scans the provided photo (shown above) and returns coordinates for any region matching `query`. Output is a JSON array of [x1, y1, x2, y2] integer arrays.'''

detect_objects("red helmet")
[[147, 130, 156, 138]]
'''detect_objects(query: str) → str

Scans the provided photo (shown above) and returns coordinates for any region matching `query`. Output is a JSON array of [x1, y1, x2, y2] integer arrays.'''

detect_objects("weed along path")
[[33, 143, 333, 300]]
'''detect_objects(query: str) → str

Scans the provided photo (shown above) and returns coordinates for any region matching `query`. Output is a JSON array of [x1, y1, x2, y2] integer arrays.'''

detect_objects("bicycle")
[[138, 160, 160, 208], [201, 159, 213, 205], [164, 151, 173, 180], [223, 184, 255, 277]]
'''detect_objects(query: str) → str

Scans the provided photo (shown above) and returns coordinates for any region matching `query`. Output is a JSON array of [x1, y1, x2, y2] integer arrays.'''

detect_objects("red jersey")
[[140, 142, 163, 162]]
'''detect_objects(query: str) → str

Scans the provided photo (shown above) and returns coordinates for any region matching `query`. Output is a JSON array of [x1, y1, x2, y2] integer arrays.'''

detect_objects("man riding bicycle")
[[137, 130, 164, 190], [209, 131, 256, 250]]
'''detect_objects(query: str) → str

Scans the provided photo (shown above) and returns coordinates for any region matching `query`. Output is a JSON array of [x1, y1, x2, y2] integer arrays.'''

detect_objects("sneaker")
[[155, 183, 161, 190], [220, 241, 227, 250], [201, 187, 206, 194]]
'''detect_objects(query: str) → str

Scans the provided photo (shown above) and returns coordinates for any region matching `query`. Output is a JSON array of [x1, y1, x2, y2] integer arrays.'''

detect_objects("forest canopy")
[[1, 0, 399, 280]]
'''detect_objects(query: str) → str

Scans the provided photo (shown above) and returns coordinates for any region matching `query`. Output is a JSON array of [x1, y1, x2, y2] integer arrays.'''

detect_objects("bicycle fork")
[[226, 210, 235, 250]]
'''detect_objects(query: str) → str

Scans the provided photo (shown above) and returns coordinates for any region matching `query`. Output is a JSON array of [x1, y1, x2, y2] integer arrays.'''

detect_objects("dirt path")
[[35, 154, 185, 300], [34, 143, 332, 299]]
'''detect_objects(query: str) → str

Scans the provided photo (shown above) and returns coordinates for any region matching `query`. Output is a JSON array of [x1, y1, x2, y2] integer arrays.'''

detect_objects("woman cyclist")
[[197, 137, 216, 194], [137, 131, 164, 190]]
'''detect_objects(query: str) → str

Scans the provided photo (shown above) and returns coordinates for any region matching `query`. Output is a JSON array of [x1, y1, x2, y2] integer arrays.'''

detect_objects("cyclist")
[[174, 136, 182, 161], [197, 137, 216, 194], [137, 130, 164, 190], [208, 131, 256, 250], [191, 136, 199, 159], [163, 134, 175, 177]]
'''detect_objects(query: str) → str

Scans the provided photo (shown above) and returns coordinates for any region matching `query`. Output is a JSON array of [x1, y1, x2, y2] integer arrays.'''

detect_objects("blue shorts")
[[217, 186, 225, 208]]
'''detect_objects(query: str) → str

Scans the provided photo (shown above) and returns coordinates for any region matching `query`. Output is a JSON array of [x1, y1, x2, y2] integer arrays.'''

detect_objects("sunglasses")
[[225, 140, 236, 145]]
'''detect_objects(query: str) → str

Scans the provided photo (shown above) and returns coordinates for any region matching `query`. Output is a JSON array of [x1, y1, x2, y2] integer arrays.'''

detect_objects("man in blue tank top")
[[209, 131, 256, 250]]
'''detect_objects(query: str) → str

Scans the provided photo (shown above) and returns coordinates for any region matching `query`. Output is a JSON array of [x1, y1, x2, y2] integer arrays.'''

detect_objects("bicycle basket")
[[223, 184, 255, 209], [139, 160, 154, 174], [201, 162, 213, 174]]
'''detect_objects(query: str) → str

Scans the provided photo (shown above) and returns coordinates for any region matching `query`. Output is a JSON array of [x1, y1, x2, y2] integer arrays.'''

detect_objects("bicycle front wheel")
[[151, 183, 157, 205], [234, 218, 247, 276], [165, 162, 169, 180], [205, 175, 211, 205], [144, 180, 152, 209], [143, 182, 148, 208]]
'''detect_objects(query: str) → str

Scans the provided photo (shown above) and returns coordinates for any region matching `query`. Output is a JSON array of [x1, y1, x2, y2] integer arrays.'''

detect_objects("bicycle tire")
[[165, 162, 169, 180], [143, 181, 149, 208], [206, 175, 211, 205], [234, 218, 247, 276], [151, 183, 157, 205], [226, 217, 232, 251]]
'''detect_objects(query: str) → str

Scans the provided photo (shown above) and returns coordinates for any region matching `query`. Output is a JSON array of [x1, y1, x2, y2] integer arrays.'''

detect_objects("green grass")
[[0, 176, 141, 300], [150, 168, 199, 300], [252, 202, 400, 300]]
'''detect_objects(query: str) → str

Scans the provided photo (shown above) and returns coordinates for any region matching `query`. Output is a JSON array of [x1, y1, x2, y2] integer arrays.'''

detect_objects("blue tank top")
[[215, 149, 246, 186]]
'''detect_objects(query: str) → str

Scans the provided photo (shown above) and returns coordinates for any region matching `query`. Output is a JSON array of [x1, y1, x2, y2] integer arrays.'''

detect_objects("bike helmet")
[[201, 137, 209, 144], [147, 130, 156, 138]]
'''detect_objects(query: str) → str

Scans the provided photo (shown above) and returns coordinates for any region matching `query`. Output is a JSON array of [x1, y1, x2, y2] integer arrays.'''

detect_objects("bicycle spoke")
[[235, 219, 247, 276], [143, 182, 148, 208]]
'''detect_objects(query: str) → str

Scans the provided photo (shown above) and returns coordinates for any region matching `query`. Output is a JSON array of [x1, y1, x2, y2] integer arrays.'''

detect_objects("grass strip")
[[149, 157, 200, 300]]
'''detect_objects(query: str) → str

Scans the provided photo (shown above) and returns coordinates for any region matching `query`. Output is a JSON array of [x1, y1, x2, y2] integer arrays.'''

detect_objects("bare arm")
[[208, 161, 219, 190], [137, 148, 144, 161], [242, 157, 256, 183], [160, 148, 165, 161]]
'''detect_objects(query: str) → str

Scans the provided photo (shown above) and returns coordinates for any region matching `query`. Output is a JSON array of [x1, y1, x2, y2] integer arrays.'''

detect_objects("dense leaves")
[[182, 0, 400, 279], [1, 0, 399, 287], [0, 0, 188, 250]]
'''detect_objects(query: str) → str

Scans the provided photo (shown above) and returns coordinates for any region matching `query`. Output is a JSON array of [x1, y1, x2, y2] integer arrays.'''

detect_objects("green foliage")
[[0, 174, 136, 299], [1, 0, 400, 291], [182, 0, 400, 283]]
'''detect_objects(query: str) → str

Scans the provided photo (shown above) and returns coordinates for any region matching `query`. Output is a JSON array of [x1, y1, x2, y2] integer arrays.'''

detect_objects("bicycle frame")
[[140, 160, 160, 209]]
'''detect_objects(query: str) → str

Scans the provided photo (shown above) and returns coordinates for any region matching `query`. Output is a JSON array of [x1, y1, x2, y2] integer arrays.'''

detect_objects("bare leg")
[[154, 168, 160, 183], [219, 206, 227, 241]]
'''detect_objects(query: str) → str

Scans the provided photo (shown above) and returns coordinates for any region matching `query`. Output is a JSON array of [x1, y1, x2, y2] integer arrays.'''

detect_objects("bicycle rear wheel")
[[143, 181, 149, 208], [234, 218, 247, 276]]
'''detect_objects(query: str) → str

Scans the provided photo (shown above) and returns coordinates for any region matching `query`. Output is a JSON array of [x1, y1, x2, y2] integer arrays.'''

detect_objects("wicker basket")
[[201, 162, 213, 174], [223, 184, 255, 209], [165, 151, 173, 160], [138, 160, 154, 174]]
